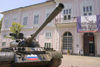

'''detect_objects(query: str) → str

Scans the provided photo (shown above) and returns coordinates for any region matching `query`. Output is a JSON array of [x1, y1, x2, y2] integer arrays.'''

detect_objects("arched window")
[[63, 32, 72, 50]]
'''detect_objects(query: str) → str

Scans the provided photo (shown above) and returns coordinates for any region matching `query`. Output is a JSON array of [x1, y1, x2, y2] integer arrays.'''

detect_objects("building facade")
[[1, 0, 100, 56]]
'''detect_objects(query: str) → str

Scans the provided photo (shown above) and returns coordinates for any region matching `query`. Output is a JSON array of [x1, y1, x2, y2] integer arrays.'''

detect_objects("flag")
[[77, 15, 100, 33]]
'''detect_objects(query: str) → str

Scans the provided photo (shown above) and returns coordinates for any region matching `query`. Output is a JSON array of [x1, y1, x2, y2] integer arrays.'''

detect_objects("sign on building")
[[77, 15, 100, 33]]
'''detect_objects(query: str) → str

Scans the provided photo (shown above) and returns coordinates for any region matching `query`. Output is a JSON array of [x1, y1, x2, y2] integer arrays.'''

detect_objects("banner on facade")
[[77, 15, 100, 33]]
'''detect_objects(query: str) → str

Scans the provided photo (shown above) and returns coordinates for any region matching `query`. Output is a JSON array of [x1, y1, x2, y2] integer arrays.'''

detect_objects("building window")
[[13, 15, 17, 22], [46, 13, 50, 18], [3, 34, 6, 38], [83, 6, 92, 16], [34, 15, 39, 24], [2, 42, 6, 46], [45, 32, 51, 38], [13, 18, 17, 22], [5, 20, 8, 28], [23, 17, 28, 25], [44, 43, 51, 48], [63, 9, 71, 20], [46, 13, 52, 23], [63, 32, 72, 50]]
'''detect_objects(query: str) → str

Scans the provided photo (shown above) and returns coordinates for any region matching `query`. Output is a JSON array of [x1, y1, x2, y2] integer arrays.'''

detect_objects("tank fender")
[[0, 52, 15, 61], [47, 51, 63, 59]]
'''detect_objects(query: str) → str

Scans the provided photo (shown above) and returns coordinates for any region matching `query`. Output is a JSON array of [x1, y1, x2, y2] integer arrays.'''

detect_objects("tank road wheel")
[[47, 58, 62, 67], [0, 61, 13, 67]]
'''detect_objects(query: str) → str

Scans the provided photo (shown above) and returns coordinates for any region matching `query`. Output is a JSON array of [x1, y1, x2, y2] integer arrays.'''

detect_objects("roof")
[[46, 0, 54, 2], [1, 1, 55, 14]]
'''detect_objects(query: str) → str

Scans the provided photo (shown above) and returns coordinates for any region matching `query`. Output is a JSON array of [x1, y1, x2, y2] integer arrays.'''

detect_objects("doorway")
[[84, 33, 95, 56], [62, 32, 72, 54]]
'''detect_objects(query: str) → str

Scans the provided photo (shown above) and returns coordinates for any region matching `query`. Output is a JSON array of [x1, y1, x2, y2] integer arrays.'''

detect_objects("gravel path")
[[59, 55, 100, 67]]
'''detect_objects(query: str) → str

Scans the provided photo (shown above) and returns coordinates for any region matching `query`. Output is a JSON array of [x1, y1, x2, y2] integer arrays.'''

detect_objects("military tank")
[[0, 3, 64, 67]]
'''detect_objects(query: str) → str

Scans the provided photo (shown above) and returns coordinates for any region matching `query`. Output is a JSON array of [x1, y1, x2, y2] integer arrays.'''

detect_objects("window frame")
[[44, 42, 51, 48], [45, 31, 52, 38], [34, 15, 39, 25], [23, 13, 28, 25], [23, 16, 28, 25], [2, 42, 6, 46], [63, 32, 73, 50], [46, 13, 52, 23], [4, 17, 9, 28], [13, 15, 17, 23], [3, 34, 6, 38], [63, 9, 71, 20], [46, 13, 50, 18], [83, 6, 92, 16]]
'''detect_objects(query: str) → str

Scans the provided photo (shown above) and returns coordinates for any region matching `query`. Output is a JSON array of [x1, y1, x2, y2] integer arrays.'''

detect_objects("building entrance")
[[84, 33, 95, 56], [62, 32, 72, 54]]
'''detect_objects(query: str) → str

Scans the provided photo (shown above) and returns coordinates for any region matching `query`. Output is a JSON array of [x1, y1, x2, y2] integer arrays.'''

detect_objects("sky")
[[0, 0, 47, 20]]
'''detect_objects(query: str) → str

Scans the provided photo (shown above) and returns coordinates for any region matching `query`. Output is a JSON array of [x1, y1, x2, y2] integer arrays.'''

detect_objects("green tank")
[[0, 3, 64, 67]]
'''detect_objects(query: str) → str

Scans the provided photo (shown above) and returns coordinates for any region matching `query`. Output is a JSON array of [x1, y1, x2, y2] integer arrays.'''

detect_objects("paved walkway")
[[59, 55, 100, 67]]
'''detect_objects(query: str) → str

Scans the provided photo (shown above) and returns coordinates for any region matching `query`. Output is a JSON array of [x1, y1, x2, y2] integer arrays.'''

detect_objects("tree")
[[6, 22, 25, 39], [10, 22, 24, 34], [0, 18, 3, 32]]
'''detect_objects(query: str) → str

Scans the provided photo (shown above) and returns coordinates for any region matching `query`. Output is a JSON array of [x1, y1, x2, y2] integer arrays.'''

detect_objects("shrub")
[[67, 49, 70, 53]]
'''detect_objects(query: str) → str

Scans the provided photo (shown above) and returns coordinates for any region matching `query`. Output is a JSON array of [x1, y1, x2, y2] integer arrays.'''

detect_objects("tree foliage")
[[0, 18, 3, 32], [10, 22, 25, 34], [6, 22, 24, 39]]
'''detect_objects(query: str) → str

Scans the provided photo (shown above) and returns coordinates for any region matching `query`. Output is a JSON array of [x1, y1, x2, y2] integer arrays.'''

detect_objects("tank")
[[0, 3, 64, 67]]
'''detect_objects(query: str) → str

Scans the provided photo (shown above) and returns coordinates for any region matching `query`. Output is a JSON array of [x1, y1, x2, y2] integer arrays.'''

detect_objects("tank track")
[[0, 61, 12, 67], [47, 58, 62, 67]]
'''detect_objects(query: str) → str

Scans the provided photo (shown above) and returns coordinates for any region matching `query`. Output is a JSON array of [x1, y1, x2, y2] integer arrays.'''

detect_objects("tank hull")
[[0, 52, 15, 61], [14, 61, 49, 67], [0, 47, 62, 67]]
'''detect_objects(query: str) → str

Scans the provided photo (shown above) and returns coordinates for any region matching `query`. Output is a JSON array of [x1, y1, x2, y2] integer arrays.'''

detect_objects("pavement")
[[59, 55, 100, 67]]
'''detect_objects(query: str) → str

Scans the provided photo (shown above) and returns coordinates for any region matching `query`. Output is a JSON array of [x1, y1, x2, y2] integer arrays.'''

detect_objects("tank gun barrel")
[[27, 3, 64, 43]]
